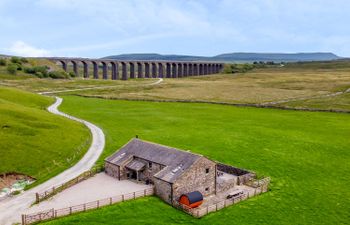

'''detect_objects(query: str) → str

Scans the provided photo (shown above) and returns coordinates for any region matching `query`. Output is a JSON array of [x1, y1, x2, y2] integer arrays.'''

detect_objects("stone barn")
[[105, 138, 256, 207]]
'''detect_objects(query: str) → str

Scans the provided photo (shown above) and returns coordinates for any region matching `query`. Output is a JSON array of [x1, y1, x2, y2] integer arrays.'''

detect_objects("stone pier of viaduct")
[[46, 57, 224, 80]]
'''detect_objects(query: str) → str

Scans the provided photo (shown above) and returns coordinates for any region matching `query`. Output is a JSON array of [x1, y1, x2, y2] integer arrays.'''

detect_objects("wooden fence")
[[23, 187, 154, 225], [35, 166, 104, 203], [178, 177, 270, 218]]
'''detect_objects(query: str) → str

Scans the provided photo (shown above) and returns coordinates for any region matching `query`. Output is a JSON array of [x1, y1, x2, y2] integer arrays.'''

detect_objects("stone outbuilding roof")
[[125, 159, 146, 171], [105, 138, 203, 183]]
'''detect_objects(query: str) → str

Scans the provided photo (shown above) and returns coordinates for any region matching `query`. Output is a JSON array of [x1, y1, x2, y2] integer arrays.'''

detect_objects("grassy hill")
[[42, 96, 350, 225], [0, 87, 91, 185], [104, 52, 341, 62]]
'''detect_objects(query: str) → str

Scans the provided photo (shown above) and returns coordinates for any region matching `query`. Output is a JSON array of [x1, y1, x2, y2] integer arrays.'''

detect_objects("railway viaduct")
[[46, 57, 224, 80]]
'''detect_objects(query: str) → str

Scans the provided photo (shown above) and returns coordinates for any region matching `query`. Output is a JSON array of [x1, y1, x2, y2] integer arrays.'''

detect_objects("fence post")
[[197, 210, 199, 217], [144, 189, 146, 196], [133, 192, 136, 199], [22, 214, 25, 225], [122, 194, 124, 202], [69, 207, 72, 215], [97, 200, 100, 208], [36, 193, 39, 203], [110, 197, 112, 205], [84, 203, 86, 211]]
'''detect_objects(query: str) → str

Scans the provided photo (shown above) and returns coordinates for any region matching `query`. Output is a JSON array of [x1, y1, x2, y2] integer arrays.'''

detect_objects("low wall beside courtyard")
[[216, 162, 255, 185]]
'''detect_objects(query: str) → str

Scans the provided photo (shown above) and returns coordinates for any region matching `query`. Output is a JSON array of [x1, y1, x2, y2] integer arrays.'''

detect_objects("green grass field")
[[56, 60, 350, 111], [2, 60, 350, 111], [42, 95, 350, 225], [0, 87, 91, 185]]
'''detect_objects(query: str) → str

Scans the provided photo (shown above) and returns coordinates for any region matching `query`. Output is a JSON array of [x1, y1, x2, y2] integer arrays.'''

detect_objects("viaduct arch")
[[47, 57, 224, 80]]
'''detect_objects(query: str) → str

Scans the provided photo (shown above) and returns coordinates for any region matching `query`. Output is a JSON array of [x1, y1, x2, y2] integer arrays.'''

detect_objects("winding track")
[[0, 78, 163, 225]]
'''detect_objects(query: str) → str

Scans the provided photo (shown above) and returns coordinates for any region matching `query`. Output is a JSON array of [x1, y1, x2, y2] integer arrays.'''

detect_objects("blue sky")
[[0, 0, 349, 57]]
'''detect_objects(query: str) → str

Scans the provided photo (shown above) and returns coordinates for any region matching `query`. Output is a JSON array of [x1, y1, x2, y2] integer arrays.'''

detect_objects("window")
[[205, 187, 209, 191], [148, 162, 153, 169], [205, 168, 210, 173]]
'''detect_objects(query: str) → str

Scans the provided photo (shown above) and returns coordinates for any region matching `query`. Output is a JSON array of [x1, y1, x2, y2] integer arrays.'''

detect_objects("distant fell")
[[104, 52, 341, 62]]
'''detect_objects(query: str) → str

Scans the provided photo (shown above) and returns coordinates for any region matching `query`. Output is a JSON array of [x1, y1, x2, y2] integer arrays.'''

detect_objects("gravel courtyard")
[[25, 173, 151, 214]]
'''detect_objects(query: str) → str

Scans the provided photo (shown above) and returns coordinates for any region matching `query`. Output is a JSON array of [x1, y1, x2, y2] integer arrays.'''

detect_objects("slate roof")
[[105, 138, 203, 183], [125, 159, 146, 171]]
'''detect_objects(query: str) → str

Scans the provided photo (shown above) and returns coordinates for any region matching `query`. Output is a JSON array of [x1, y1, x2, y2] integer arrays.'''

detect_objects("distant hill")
[[103, 52, 341, 62]]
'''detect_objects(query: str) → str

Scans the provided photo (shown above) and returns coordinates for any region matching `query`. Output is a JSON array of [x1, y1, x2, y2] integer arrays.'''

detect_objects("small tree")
[[7, 63, 18, 74]]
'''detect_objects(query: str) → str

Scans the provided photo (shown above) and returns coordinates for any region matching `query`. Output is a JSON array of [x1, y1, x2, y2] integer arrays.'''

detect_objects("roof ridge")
[[134, 138, 203, 158]]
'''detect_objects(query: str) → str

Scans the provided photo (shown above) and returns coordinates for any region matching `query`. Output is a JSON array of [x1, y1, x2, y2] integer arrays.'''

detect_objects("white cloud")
[[36, 0, 239, 38], [8, 41, 51, 57]]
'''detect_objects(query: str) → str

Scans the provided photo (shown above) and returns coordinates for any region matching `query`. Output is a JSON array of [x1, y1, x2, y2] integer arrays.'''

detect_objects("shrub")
[[10, 56, 22, 64], [241, 64, 255, 72], [0, 58, 6, 66], [48, 71, 69, 79], [222, 63, 256, 74], [15, 63, 23, 71], [12, 190, 21, 195], [23, 67, 35, 74], [35, 72, 44, 78], [7, 63, 18, 74], [20, 57, 28, 63], [24, 66, 49, 77], [68, 72, 76, 78], [222, 64, 234, 73]]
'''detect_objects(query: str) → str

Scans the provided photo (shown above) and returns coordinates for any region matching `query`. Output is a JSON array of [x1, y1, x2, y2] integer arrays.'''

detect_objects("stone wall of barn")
[[172, 157, 216, 203], [114, 155, 134, 180], [216, 174, 237, 193], [154, 178, 172, 204], [104, 162, 120, 179]]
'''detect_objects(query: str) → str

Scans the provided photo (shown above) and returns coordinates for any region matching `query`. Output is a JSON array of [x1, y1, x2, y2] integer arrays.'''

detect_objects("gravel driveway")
[[25, 173, 151, 214]]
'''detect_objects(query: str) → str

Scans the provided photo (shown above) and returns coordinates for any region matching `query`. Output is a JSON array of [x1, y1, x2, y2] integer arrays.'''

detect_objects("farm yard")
[[0, 60, 350, 224]]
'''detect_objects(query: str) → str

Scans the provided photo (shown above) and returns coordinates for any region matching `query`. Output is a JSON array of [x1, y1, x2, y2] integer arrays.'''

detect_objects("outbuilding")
[[179, 191, 203, 208]]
